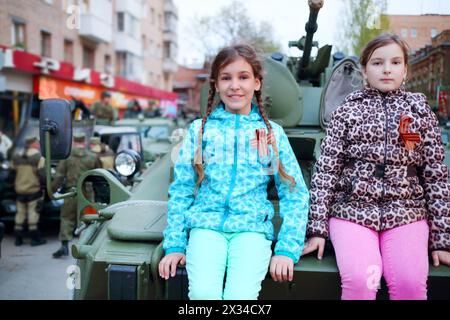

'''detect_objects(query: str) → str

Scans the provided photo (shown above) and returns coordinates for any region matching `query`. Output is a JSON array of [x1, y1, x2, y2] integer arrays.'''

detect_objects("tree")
[[189, 1, 281, 62], [336, 0, 390, 57]]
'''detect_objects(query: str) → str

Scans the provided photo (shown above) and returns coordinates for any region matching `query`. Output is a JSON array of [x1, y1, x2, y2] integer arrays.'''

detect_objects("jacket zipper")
[[380, 97, 389, 229], [220, 114, 240, 230]]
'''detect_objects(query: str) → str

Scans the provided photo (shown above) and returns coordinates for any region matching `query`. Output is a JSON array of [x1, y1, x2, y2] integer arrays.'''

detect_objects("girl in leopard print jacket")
[[302, 34, 450, 300]]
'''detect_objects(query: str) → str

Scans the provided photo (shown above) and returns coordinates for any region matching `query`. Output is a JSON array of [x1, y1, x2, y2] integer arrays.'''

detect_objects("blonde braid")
[[194, 83, 216, 187], [255, 90, 296, 188]]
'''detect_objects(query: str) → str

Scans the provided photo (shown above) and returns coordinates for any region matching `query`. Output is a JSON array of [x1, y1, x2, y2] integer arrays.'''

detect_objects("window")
[[80, 0, 89, 14], [158, 14, 162, 30], [163, 42, 170, 59], [64, 39, 74, 63], [431, 28, 438, 38], [11, 20, 26, 49], [104, 54, 112, 73], [118, 12, 138, 36], [410, 28, 417, 38], [41, 31, 51, 57], [150, 8, 155, 24], [149, 39, 154, 56], [82, 45, 95, 69], [116, 52, 127, 76], [117, 12, 124, 32], [145, 125, 169, 140], [400, 28, 408, 38], [116, 134, 141, 155], [142, 35, 147, 55], [142, 3, 148, 19], [148, 71, 154, 84], [129, 15, 138, 37]]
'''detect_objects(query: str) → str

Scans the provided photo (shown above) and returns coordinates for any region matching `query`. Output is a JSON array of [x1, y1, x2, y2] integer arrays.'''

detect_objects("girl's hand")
[[269, 255, 294, 282], [158, 252, 186, 280], [301, 237, 326, 260], [431, 250, 450, 267]]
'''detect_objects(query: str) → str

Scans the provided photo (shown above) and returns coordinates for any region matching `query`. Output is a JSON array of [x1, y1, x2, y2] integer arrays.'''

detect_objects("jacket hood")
[[208, 102, 263, 122], [344, 85, 408, 103]]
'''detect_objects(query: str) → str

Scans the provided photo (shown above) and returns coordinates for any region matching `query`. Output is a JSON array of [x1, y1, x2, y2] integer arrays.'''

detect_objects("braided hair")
[[194, 44, 296, 188]]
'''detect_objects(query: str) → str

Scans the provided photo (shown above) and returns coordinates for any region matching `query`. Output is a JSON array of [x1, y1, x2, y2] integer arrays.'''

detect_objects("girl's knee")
[[388, 274, 427, 300], [340, 266, 381, 299]]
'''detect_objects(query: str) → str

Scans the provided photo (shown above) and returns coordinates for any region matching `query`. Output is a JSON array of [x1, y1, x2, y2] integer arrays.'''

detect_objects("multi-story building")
[[407, 29, 450, 117], [140, 0, 178, 91], [386, 14, 450, 52], [0, 0, 178, 135], [173, 64, 209, 116]]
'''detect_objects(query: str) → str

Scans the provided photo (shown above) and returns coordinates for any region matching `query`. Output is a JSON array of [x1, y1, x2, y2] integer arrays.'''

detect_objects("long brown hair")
[[194, 44, 296, 188], [360, 33, 410, 68]]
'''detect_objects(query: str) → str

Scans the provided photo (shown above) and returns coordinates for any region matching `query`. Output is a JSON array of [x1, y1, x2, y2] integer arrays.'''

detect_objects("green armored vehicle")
[[113, 117, 177, 164], [39, 0, 450, 300]]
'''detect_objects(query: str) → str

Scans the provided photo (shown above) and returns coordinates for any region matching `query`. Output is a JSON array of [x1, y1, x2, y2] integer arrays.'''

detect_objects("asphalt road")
[[0, 227, 77, 300]]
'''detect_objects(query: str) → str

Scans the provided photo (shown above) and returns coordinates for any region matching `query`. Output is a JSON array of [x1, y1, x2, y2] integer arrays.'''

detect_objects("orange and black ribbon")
[[399, 113, 421, 151], [251, 129, 274, 157]]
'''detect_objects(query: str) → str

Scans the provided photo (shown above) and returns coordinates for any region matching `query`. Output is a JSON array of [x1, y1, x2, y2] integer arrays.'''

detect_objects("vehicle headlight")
[[114, 150, 141, 177]]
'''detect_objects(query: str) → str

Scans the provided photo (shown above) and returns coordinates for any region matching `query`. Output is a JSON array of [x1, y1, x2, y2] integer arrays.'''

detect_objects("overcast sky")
[[173, 0, 450, 67]]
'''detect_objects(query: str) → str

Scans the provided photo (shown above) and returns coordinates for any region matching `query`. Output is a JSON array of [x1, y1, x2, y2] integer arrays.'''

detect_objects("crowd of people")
[[0, 89, 178, 258]]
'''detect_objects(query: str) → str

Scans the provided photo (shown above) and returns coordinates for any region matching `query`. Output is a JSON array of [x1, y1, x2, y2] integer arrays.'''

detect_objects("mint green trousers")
[[186, 228, 272, 300]]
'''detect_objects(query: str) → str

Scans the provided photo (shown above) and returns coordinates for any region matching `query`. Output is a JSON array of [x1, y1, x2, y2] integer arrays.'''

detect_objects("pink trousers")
[[329, 217, 429, 300]]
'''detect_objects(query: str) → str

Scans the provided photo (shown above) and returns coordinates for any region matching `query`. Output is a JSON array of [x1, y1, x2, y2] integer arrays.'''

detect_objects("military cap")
[[101, 91, 112, 98], [73, 132, 86, 143], [25, 135, 38, 145], [90, 136, 101, 145]]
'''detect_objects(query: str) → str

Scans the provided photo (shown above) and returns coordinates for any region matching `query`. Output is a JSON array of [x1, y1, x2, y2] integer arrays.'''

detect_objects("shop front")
[[0, 45, 178, 137]]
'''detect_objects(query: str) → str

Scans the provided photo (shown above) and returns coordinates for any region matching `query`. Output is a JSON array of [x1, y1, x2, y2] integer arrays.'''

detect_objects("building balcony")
[[116, 0, 141, 18], [115, 33, 142, 57], [79, 14, 112, 43], [163, 58, 178, 74], [164, 1, 179, 17], [163, 31, 178, 44]]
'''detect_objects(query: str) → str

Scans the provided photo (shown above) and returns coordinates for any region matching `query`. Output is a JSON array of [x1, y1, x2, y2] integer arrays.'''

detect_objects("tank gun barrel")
[[297, 0, 324, 80]]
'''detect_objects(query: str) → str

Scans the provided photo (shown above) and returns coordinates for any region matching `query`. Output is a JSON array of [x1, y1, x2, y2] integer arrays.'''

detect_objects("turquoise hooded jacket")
[[163, 103, 309, 263]]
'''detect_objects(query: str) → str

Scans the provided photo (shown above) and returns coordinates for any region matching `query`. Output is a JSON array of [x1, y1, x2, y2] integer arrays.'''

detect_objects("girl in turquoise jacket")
[[159, 44, 309, 300]]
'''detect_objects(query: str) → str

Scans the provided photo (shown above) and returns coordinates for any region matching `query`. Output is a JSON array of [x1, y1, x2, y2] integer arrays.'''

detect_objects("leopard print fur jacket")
[[307, 86, 449, 251]]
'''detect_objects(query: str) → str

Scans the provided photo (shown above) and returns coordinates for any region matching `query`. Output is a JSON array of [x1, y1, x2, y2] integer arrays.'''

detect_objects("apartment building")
[[0, 0, 178, 133], [387, 14, 450, 52], [407, 30, 450, 112]]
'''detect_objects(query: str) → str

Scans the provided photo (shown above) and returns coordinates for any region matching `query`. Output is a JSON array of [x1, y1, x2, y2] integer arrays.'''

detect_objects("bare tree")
[[335, 0, 390, 56], [188, 1, 281, 62]]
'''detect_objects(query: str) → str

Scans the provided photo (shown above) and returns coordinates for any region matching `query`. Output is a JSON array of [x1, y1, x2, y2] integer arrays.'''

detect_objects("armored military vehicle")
[[113, 117, 177, 163], [39, 0, 450, 300]]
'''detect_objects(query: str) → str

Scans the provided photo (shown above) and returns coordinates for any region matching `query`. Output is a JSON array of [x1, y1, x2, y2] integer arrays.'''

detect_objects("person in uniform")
[[89, 136, 115, 171], [70, 97, 91, 120], [51, 132, 101, 258], [124, 99, 143, 119], [11, 136, 46, 246], [90, 91, 115, 125]]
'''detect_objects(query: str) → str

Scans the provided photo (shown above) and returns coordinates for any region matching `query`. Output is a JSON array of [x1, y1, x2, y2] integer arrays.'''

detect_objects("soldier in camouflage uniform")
[[11, 136, 46, 246], [90, 91, 115, 125], [51, 132, 101, 258], [89, 136, 115, 171]]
